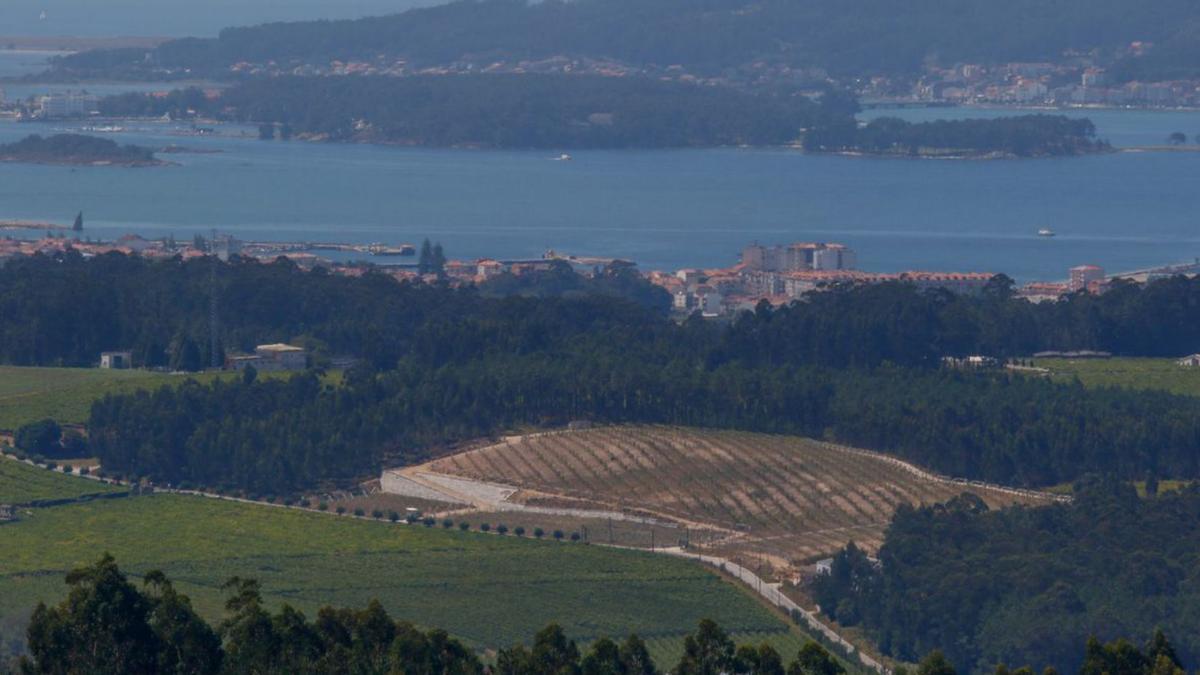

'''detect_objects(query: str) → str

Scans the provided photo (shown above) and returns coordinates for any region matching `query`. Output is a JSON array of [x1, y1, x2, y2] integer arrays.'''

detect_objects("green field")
[[1035, 358, 1200, 397], [0, 491, 803, 663], [0, 366, 333, 432], [0, 458, 122, 504], [0, 366, 197, 431]]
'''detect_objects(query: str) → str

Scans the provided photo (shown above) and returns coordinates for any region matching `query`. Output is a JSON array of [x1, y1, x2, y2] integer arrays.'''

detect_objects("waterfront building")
[[38, 92, 99, 119], [1069, 265, 1105, 293]]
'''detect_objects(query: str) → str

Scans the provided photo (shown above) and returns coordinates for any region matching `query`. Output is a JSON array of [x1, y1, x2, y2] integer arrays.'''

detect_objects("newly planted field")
[[425, 426, 1051, 565], [0, 457, 121, 504], [1036, 357, 1200, 397], [0, 492, 801, 663]]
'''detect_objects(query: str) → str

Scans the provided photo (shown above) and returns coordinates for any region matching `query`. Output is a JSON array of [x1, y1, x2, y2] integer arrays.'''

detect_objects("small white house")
[[1178, 354, 1200, 367], [100, 351, 133, 369]]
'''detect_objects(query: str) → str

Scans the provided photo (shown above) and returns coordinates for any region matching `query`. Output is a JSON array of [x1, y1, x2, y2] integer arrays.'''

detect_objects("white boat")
[[39, 10, 47, 20], [553, 153, 572, 161], [1037, 228, 1055, 237]]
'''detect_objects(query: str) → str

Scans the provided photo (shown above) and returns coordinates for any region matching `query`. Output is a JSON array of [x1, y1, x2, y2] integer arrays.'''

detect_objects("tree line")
[[84, 356, 1200, 494], [14, 555, 848, 675], [14, 555, 1190, 675], [9, 253, 1200, 371], [811, 479, 1200, 673]]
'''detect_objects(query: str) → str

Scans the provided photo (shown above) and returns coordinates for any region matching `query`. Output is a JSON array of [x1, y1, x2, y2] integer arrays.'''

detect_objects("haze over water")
[[0, 0, 433, 38]]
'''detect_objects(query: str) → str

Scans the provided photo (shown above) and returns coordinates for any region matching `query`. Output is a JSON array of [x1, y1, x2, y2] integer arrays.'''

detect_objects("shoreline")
[[0, 156, 172, 168]]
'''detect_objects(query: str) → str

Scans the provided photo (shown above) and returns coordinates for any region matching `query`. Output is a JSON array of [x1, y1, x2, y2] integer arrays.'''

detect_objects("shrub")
[[422, 516, 436, 527], [14, 419, 62, 457], [497, 524, 509, 535], [514, 526, 526, 537], [459, 522, 470, 531], [336, 506, 347, 515], [406, 513, 420, 524], [372, 509, 383, 520], [389, 511, 400, 522], [353, 507, 365, 517], [442, 519, 454, 529], [79, 467, 90, 476], [45, 461, 57, 471], [480, 523, 491, 532], [61, 464, 73, 474], [570, 532, 581, 541], [553, 530, 564, 540], [317, 502, 328, 511], [534, 528, 545, 538], [299, 499, 311, 508]]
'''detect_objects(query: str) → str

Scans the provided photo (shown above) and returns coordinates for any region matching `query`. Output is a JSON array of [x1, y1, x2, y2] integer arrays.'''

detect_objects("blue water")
[[0, 0, 433, 38], [2, 112, 1198, 280]]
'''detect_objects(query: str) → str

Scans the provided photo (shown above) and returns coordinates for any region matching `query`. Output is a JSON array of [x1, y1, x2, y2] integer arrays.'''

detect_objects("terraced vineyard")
[[426, 426, 1051, 565]]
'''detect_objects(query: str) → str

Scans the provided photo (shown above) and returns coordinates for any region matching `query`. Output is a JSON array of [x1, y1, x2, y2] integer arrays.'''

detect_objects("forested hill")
[[99, 78, 1102, 154], [50, 0, 1200, 81]]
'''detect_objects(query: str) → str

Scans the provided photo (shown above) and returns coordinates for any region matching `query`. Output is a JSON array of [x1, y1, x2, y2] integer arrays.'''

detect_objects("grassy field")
[[0, 366, 335, 432], [0, 366, 202, 431], [0, 458, 121, 504], [424, 426, 1051, 566], [0, 490, 804, 664], [1035, 357, 1200, 397]]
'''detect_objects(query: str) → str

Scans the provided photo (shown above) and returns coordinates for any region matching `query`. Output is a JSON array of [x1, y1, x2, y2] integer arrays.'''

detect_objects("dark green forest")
[[105, 76, 840, 149], [98, 78, 1101, 154], [81, 356, 1200, 494], [0, 134, 157, 166], [8, 253, 1200, 493], [15, 555, 848, 675], [812, 480, 1200, 673], [804, 115, 1109, 158], [49, 0, 1200, 81]]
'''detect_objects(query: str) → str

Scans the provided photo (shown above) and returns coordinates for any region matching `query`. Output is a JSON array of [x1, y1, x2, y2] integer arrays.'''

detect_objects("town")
[[5, 224, 1197, 323]]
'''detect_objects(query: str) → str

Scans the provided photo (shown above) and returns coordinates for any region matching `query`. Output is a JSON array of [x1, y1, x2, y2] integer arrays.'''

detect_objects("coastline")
[[0, 155, 171, 167]]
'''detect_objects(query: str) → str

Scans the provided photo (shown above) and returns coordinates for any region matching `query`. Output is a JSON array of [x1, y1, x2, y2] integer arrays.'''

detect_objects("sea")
[[2, 50, 1199, 281]]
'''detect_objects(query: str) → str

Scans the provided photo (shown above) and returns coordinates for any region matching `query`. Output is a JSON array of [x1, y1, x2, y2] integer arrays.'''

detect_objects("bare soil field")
[[413, 426, 1053, 569]]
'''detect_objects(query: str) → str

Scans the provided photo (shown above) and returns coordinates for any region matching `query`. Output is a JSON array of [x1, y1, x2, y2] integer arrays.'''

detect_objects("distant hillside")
[[50, 0, 1200, 81]]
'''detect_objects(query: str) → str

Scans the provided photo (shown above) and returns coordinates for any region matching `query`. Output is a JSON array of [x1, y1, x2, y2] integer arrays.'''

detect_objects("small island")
[[0, 134, 165, 167], [805, 114, 1112, 158]]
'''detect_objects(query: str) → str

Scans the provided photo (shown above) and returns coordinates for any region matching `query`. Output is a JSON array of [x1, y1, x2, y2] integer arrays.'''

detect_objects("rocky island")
[[0, 134, 165, 167]]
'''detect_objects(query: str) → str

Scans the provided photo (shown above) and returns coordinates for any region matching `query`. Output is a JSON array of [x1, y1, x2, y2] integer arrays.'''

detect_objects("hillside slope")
[[53, 0, 1200, 80], [418, 426, 1053, 566]]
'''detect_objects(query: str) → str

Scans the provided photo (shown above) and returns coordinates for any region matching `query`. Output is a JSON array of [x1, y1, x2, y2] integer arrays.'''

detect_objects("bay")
[[1, 88, 1197, 280]]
